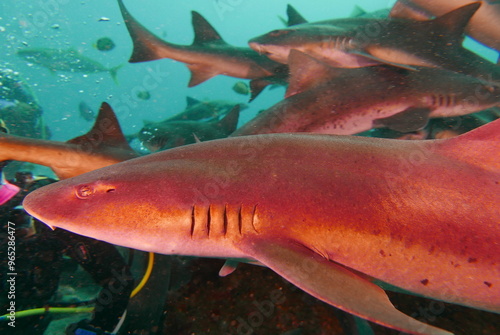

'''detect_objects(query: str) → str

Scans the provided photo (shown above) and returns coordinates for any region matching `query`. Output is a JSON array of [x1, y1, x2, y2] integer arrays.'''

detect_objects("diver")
[[0, 66, 48, 139], [0, 162, 134, 335]]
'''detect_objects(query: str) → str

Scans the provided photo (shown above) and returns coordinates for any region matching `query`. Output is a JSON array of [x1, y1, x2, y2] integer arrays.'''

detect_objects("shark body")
[[139, 105, 240, 151], [232, 51, 500, 136], [0, 103, 137, 179], [250, 3, 500, 83], [23, 119, 500, 335], [118, 0, 285, 88]]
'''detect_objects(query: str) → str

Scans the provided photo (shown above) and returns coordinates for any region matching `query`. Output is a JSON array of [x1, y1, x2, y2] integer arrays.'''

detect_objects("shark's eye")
[[75, 185, 94, 199]]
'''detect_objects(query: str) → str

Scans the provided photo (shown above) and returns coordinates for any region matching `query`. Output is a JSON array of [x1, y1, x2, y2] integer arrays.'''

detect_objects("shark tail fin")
[[118, 0, 173, 63], [439, 118, 500, 172], [109, 64, 123, 85], [67, 102, 135, 155]]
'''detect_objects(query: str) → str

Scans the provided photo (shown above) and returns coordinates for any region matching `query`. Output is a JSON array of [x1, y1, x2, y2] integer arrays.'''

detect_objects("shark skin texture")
[[23, 118, 500, 335], [232, 50, 500, 136], [117, 0, 284, 88], [0, 103, 138, 179], [390, 0, 500, 52]]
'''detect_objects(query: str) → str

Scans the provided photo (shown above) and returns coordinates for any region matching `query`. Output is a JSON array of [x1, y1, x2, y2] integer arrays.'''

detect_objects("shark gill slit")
[[207, 205, 211, 237], [190, 205, 195, 238], [238, 205, 242, 235], [223, 204, 228, 237]]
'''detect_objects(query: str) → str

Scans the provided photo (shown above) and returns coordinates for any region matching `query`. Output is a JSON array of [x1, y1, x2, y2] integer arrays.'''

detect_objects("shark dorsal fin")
[[186, 96, 202, 108], [67, 102, 134, 153], [286, 50, 345, 98], [350, 5, 367, 18], [439, 118, 500, 173], [191, 11, 225, 45], [287, 4, 308, 26], [217, 105, 240, 132], [426, 2, 481, 45]]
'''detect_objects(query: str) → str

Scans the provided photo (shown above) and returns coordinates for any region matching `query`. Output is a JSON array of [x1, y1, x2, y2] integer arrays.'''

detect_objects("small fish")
[[16, 47, 122, 83], [94, 37, 116, 52], [232, 81, 250, 95], [78, 101, 96, 122], [136, 90, 151, 101]]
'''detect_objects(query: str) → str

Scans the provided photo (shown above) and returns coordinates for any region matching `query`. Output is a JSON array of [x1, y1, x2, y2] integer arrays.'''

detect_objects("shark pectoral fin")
[[373, 107, 431, 132], [349, 50, 419, 71], [238, 238, 452, 335], [219, 259, 240, 277], [187, 64, 218, 87]]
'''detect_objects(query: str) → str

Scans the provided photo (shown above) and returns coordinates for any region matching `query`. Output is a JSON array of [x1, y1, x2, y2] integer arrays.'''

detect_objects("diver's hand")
[[66, 319, 112, 335]]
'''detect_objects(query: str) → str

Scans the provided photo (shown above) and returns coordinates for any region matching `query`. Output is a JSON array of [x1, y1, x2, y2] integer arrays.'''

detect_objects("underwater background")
[[0, 0, 499, 334], [1, 0, 497, 144]]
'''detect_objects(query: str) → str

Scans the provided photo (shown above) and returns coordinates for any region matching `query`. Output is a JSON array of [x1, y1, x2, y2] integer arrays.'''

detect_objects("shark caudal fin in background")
[[438, 118, 500, 172]]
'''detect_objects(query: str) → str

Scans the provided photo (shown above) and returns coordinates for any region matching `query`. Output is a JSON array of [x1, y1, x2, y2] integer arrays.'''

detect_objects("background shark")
[[0, 103, 137, 179], [232, 51, 500, 136], [249, 3, 500, 83], [118, 0, 285, 89], [23, 119, 500, 335], [139, 105, 240, 151]]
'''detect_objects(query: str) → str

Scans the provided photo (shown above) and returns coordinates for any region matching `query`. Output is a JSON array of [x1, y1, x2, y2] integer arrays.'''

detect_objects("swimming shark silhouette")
[[117, 0, 284, 88], [139, 105, 240, 151], [0, 103, 137, 179], [23, 117, 500, 335], [249, 3, 500, 83], [390, 0, 500, 52], [232, 50, 500, 136]]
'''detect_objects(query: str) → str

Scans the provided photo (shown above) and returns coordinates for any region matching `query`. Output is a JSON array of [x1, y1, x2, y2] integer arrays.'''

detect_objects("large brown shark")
[[23, 117, 500, 335], [249, 3, 500, 83], [139, 105, 240, 151], [390, 0, 500, 52], [117, 0, 285, 87], [232, 51, 500, 136], [0, 103, 137, 179]]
